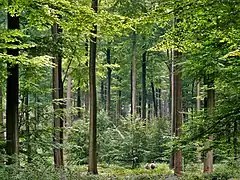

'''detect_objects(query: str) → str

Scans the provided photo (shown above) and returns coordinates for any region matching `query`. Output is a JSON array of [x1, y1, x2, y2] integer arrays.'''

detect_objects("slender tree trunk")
[[147, 98, 151, 121], [141, 51, 147, 121], [203, 76, 214, 173], [77, 86, 81, 119], [66, 75, 72, 126], [6, 11, 19, 165], [116, 78, 121, 122], [106, 48, 111, 116], [151, 82, 157, 117], [131, 32, 137, 117], [158, 88, 162, 117], [88, 0, 98, 174], [85, 40, 90, 114], [52, 23, 64, 168]]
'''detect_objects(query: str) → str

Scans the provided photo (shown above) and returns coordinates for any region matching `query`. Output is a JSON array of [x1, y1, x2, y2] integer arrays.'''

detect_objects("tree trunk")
[[106, 48, 111, 116], [203, 76, 214, 173], [6, 12, 20, 165], [66, 75, 72, 126], [151, 82, 157, 117], [131, 32, 137, 117], [88, 0, 98, 174], [100, 80, 105, 108], [158, 88, 162, 117], [116, 78, 121, 122], [85, 40, 89, 114], [171, 49, 183, 176], [77, 86, 81, 119], [52, 23, 64, 168], [141, 51, 147, 121]]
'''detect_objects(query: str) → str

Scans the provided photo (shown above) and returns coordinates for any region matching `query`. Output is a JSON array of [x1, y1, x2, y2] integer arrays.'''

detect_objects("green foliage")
[[67, 112, 171, 166]]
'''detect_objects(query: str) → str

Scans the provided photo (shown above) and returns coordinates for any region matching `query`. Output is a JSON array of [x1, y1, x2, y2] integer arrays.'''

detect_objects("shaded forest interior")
[[0, 0, 240, 179]]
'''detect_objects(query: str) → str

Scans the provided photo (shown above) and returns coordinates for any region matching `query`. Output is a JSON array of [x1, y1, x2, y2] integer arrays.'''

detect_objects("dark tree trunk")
[[203, 76, 214, 173], [151, 81, 157, 117], [85, 40, 90, 114], [52, 23, 64, 168], [88, 0, 98, 174], [6, 12, 20, 165], [131, 32, 137, 117], [106, 48, 111, 116], [141, 51, 147, 121], [77, 86, 82, 119], [158, 88, 162, 117]]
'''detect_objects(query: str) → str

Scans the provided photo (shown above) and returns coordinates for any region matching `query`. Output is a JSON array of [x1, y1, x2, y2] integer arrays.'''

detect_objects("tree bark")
[[141, 51, 147, 121], [203, 76, 214, 173], [88, 0, 98, 174], [77, 86, 81, 119], [158, 88, 162, 117], [106, 48, 111, 116], [151, 81, 157, 117], [116, 78, 121, 122], [52, 23, 64, 168], [85, 40, 89, 114], [66, 75, 72, 126], [131, 32, 137, 117], [170, 49, 183, 176], [6, 12, 19, 165], [196, 81, 201, 111]]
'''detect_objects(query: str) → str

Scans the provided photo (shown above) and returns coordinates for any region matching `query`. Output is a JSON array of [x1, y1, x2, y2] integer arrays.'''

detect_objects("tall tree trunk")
[[151, 82, 157, 117], [116, 78, 121, 122], [66, 75, 72, 126], [77, 86, 81, 119], [6, 11, 20, 165], [85, 40, 90, 114], [88, 0, 98, 174], [131, 32, 137, 117], [158, 88, 162, 117], [147, 98, 151, 121], [106, 48, 111, 116], [141, 51, 147, 121], [203, 76, 214, 173], [171, 49, 183, 176], [52, 23, 64, 168]]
